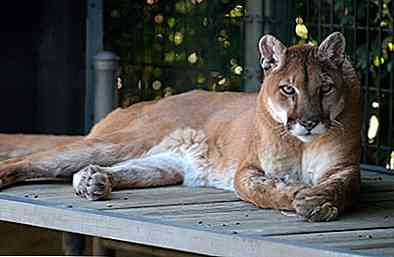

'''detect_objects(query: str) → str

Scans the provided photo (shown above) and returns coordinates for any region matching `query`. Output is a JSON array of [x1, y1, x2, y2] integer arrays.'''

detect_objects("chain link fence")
[[104, 0, 393, 173]]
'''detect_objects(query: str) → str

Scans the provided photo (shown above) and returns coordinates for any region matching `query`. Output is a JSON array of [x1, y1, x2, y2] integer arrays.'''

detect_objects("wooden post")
[[62, 232, 86, 256]]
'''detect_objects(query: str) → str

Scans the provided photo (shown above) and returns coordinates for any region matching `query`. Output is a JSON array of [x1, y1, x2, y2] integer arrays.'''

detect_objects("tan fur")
[[0, 134, 82, 160], [0, 33, 361, 221]]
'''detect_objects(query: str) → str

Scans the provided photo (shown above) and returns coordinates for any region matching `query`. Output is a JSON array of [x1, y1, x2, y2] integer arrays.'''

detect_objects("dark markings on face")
[[303, 62, 309, 87], [263, 45, 347, 140]]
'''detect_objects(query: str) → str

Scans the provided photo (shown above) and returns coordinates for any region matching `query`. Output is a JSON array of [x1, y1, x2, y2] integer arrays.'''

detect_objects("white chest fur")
[[301, 146, 338, 185], [258, 140, 338, 186], [259, 148, 302, 182]]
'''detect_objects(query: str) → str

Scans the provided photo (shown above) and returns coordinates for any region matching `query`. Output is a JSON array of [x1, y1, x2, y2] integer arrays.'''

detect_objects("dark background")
[[0, 0, 86, 135]]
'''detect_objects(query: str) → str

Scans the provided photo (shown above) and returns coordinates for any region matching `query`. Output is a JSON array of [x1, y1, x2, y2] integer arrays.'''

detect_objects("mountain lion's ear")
[[258, 34, 286, 74], [318, 32, 346, 66]]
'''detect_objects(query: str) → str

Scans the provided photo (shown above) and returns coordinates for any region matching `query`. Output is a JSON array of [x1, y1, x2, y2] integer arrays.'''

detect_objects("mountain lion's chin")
[[294, 134, 319, 143]]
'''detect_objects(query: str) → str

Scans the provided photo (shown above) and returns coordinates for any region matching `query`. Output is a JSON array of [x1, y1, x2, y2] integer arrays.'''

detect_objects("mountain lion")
[[0, 32, 361, 222]]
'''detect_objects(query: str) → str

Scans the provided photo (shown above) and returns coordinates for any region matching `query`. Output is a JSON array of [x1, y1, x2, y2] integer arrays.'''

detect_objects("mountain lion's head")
[[258, 32, 354, 143]]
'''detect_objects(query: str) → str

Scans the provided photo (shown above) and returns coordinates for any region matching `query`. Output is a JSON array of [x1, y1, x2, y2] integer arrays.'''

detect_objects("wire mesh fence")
[[104, 0, 394, 173], [104, 0, 245, 107], [297, 0, 394, 173]]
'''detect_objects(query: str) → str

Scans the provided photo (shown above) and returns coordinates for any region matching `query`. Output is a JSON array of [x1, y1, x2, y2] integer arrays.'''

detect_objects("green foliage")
[[296, 0, 394, 170], [104, 0, 245, 107], [105, 0, 393, 169]]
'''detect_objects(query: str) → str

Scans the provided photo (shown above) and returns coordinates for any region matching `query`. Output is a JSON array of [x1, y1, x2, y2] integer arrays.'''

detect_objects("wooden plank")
[[268, 228, 394, 256], [356, 247, 394, 257], [361, 171, 394, 193], [361, 170, 394, 182], [3, 184, 239, 210], [112, 199, 394, 238], [114, 201, 296, 226], [2, 174, 394, 212], [268, 228, 394, 244], [0, 194, 367, 257]]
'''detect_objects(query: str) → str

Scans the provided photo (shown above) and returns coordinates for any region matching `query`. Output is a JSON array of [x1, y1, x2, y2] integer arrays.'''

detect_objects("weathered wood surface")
[[0, 170, 393, 257]]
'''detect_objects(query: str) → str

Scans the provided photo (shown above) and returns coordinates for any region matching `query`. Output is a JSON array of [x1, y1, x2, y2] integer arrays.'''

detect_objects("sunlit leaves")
[[107, 0, 245, 107], [152, 80, 162, 90], [167, 17, 176, 29], [295, 17, 308, 40], [372, 101, 380, 108], [217, 29, 231, 48], [164, 51, 175, 63], [117, 77, 123, 90], [294, 0, 394, 170], [202, 17, 209, 27], [164, 87, 174, 97], [174, 32, 184, 46], [187, 52, 198, 64], [373, 56, 385, 67], [368, 115, 379, 143], [233, 66, 243, 75], [230, 59, 243, 75], [387, 42, 394, 52], [387, 151, 394, 170], [218, 77, 227, 86], [227, 5, 244, 17], [196, 73, 206, 84]]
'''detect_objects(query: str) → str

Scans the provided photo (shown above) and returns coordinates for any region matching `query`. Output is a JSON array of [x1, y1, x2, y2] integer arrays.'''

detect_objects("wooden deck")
[[0, 169, 394, 256]]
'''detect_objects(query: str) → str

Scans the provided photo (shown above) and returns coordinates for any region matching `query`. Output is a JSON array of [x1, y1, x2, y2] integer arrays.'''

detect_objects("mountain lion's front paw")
[[73, 165, 112, 201], [293, 189, 338, 222]]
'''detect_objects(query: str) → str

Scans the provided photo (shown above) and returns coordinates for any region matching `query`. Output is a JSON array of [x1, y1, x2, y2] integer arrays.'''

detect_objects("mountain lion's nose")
[[298, 119, 319, 131]]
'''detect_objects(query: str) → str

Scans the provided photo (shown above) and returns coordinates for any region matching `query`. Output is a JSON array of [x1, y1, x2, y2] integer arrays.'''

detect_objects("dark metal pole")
[[93, 51, 120, 123], [62, 232, 86, 255], [85, 0, 103, 132], [243, 0, 263, 92]]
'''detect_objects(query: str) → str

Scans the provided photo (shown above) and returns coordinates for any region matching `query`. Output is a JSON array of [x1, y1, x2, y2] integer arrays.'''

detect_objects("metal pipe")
[[243, 0, 263, 92], [62, 232, 86, 255], [93, 51, 119, 123], [85, 0, 103, 132]]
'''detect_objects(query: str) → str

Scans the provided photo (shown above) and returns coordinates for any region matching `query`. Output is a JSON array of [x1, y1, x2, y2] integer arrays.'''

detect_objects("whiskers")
[[330, 119, 345, 136]]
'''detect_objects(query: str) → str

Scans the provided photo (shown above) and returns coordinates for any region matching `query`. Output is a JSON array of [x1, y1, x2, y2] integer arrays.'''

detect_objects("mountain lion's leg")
[[73, 128, 208, 200], [0, 136, 153, 189], [234, 167, 306, 210], [73, 152, 185, 200], [293, 165, 360, 222]]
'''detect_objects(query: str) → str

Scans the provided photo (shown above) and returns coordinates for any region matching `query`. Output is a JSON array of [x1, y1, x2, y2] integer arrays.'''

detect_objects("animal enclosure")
[[104, 0, 394, 173]]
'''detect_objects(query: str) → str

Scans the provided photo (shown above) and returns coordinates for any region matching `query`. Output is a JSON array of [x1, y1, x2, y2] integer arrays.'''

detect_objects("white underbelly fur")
[[147, 128, 235, 191]]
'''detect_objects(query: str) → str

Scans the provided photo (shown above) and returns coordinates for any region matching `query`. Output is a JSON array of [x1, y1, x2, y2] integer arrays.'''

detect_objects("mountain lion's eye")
[[321, 84, 334, 95], [280, 85, 296, 96]]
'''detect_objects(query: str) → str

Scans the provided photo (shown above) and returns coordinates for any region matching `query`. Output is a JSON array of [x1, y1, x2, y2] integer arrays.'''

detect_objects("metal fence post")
[[93, 51, 119, 123], [243, 0, 294, 92], [243, 0, 263, 92], [85, 0, 103, 132], [62, 232, 86, 255]]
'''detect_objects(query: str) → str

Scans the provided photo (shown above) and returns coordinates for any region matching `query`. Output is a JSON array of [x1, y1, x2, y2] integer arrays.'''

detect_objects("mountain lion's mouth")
[[294, 134, 319, 143]]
